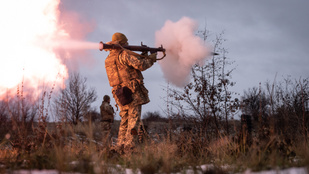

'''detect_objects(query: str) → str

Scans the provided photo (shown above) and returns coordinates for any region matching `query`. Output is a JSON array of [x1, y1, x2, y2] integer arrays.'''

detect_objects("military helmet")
[[103, 95, 110, 102], [112, 32, 128, 45]]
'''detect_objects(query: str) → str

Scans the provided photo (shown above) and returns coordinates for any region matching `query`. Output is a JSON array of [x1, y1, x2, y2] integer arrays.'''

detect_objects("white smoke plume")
[[155, 17, 211, 87]]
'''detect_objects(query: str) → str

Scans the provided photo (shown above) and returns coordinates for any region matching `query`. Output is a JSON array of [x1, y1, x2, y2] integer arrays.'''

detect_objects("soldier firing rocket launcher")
[[99, 41, 167, 60]]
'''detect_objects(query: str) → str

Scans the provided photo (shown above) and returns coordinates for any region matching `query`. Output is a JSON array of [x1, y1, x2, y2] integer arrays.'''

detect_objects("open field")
[[1, 118, 309, 174]]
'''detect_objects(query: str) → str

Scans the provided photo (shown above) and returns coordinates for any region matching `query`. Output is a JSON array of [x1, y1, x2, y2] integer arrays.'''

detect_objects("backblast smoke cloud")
[[155, 17, 211, 87], [0, 0, 97, 99]]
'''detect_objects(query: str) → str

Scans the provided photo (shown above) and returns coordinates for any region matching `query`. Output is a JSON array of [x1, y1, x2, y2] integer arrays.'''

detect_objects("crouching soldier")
[[100, 95, 115, 145]]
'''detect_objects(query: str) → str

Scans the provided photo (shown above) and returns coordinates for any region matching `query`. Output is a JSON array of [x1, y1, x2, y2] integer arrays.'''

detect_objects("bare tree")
[[166, 30, 239, 138], [54, 73, 97, 124]]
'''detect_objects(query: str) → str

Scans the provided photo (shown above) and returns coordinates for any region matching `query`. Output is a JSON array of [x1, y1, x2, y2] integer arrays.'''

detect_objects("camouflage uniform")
[[105, 34, 155, 150], [100, 100, 114, 142]]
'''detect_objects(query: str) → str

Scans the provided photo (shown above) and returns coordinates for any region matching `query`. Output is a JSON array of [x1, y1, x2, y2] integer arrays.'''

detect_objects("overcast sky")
[[59, 0, 309, 119]]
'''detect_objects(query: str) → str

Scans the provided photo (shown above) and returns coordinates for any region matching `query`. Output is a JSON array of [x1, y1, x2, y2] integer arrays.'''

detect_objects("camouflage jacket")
[[100, 101, 114, 122], [105, 49, 154, 107]]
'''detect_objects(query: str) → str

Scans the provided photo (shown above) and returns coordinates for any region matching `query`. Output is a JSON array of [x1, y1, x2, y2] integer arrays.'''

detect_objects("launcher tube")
[[99, 41, 165, 53]]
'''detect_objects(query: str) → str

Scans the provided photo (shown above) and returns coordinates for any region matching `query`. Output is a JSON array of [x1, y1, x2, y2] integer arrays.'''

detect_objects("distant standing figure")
[[100, 95, 115, 143]]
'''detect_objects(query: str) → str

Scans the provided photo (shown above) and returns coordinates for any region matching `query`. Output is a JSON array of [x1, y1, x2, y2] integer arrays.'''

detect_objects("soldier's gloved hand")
[[148, 53, 157, 62]]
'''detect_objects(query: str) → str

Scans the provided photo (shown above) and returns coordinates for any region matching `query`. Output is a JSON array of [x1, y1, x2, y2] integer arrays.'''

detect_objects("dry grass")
[[0, 117, 308, 173]]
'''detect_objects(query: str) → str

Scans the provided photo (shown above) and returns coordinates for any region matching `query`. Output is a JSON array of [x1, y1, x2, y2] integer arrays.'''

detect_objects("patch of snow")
[[242, 167, 308, 174]]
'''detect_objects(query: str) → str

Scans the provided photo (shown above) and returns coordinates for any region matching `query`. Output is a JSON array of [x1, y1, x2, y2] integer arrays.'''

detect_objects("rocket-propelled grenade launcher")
[[99, 41, 167, 60], [99, 41, 219, 60]]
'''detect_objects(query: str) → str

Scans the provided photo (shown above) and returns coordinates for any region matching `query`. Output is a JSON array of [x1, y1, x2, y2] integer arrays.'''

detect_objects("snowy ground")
[[8, 166, 308, 174], [241, 167, 308, 174]]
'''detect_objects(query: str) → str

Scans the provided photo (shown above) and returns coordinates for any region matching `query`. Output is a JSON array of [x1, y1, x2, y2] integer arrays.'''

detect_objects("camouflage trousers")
[[101, 121, 112, 145], [117, 104, 142, 149]]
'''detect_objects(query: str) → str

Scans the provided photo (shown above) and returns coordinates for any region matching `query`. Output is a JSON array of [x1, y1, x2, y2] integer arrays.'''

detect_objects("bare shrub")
[[242, 77, 309, 142], [53, 72, 97, 125], [165, 30, 239, 139]]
